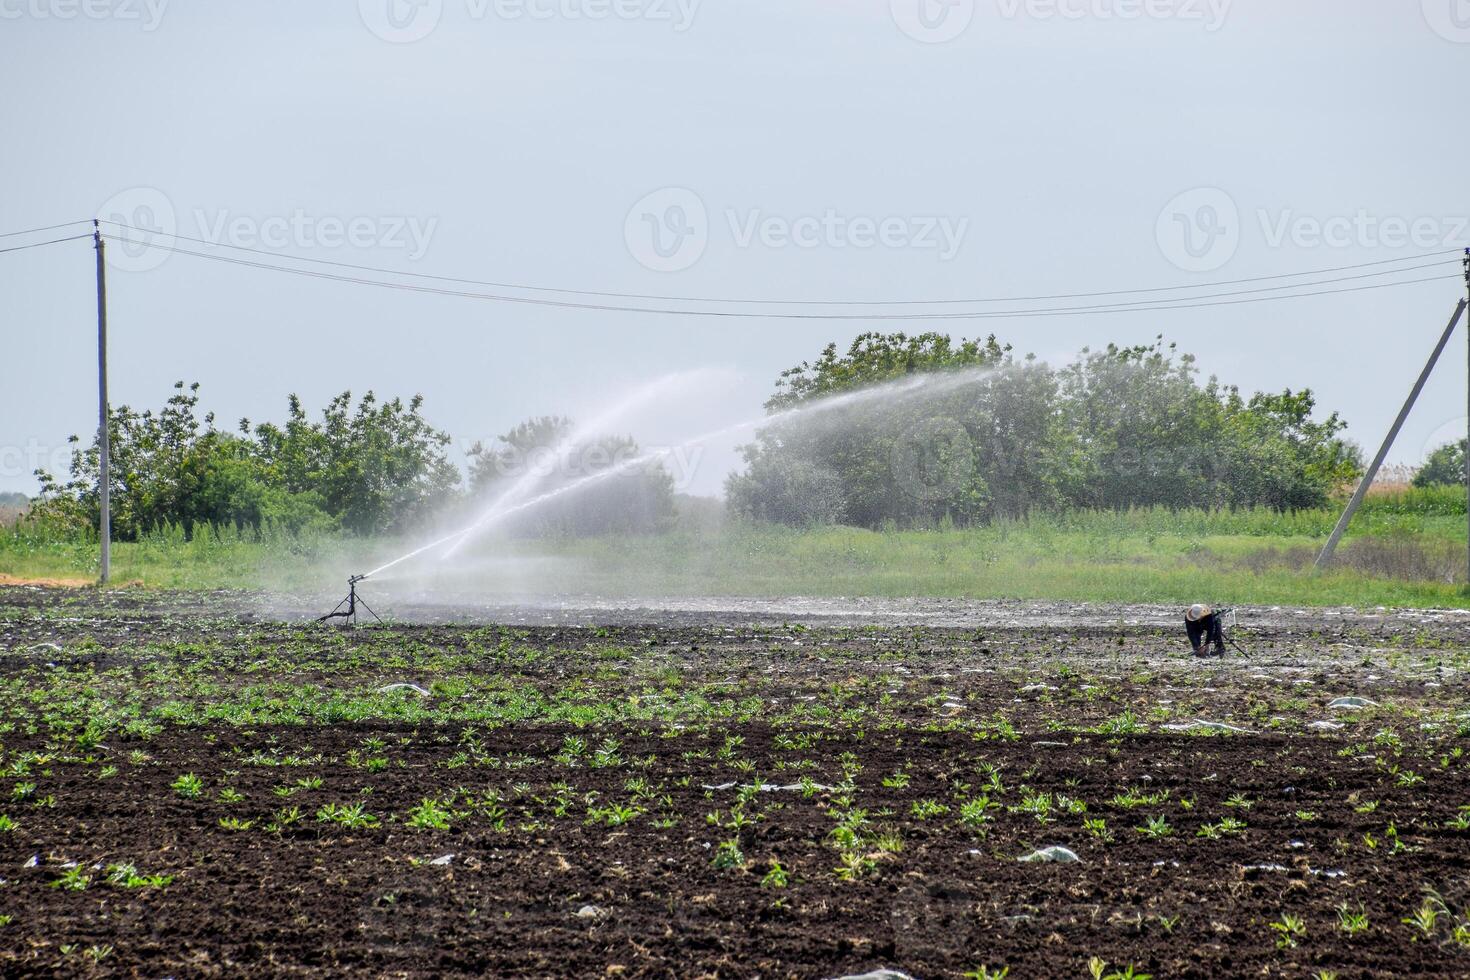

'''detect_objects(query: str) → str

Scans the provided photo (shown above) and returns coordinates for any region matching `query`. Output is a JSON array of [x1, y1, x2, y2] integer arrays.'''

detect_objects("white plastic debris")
[[1307, 721, 1344, 731], [701, 782, 833, 793], [1018, 846, 1081, 864], [827, 971, 915, 980], [1327, 697, 1378, 710], [575, 904, 608, 920], [1161, 719, 1255, 734], [378, 683, 430, 696], [429, 853, 455, 866]]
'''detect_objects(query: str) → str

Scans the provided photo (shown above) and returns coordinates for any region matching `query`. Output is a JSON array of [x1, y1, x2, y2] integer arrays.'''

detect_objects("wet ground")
[[0, 585, 1468, 977]]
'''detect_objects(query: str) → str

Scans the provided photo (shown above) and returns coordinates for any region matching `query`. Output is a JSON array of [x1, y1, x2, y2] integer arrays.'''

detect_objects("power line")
[[0, 233, 94, 256], [99, 217, 1465, 308], [103, 231, 1461, 320], [0, 219, 90, 240]]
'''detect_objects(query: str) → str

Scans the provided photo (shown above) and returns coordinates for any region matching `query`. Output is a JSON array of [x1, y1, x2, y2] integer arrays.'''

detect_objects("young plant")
[[407, 798, 452, 830], [963, 966, 1009, 980], [1135, 815, 1173, 839], [171, 773, 204, 799], [712, 839, 745, 870], [1196, 816, 1246, 839], [1337, 903, 1369, 936], [1270, 913, 1306, 949], [316, 801, 378, 829], [1403, 900, 1440, 939]]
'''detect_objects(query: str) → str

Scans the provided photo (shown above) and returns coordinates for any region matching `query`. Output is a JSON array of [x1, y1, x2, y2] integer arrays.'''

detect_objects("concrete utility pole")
[[1315, 297, 1468, 571], [93, 221, 110, 586]]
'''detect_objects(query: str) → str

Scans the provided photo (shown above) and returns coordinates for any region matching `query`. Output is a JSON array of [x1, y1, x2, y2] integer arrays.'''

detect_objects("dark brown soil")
[[0, 586, 1468, 978]]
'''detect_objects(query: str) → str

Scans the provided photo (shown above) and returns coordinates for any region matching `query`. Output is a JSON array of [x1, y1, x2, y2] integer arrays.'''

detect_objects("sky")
[[2, 0, 1469, 498]]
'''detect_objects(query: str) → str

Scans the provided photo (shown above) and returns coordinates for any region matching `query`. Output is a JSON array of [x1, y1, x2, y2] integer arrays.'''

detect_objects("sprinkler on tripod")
[[317, 574, 382, 627]]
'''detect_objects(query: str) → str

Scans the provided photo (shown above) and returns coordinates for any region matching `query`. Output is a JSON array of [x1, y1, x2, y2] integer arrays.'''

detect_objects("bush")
[[1413, 440, 1467, 488], [729, 333, 1363, 528]]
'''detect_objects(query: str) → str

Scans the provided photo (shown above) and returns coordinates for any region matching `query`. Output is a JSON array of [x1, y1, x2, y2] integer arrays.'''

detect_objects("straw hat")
[[1186, 603, 1212, 622]]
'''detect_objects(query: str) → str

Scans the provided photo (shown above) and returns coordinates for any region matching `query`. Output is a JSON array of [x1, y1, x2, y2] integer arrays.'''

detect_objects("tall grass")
[[2, 495, 1468, 607]]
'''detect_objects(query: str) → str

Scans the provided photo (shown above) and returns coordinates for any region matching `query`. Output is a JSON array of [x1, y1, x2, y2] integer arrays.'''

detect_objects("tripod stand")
[[317, 575, 382, 627], [1215, 607, 1251, 656]]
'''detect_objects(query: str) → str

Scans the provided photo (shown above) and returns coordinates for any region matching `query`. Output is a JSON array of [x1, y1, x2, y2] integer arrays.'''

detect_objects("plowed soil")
[[0, 585, 1468, 978]]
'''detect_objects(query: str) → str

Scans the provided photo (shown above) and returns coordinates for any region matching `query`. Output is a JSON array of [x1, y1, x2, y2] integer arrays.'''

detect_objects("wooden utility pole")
[[1316, 298, 1468, 570], [93, 221, 110, 585]]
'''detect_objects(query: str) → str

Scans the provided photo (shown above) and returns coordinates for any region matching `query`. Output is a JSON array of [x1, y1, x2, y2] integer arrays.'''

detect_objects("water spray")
[[335, 364, 1000, 597]]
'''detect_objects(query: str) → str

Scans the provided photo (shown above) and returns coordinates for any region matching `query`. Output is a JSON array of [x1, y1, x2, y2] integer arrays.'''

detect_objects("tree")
[[250, 391, 461, 535], [729, 331, 1047, 526], [1414, 439, 1467, 487], [34, 382, 459, 539], [466, 416, 674, 537], [728, 333, 1364, 528]]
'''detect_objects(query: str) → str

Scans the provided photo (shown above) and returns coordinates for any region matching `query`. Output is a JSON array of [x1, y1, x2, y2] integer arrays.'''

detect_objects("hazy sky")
[[3, 0, 1469, 497]]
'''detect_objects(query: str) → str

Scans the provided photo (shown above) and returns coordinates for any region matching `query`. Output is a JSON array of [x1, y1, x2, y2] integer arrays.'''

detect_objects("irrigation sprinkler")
[[1214, 607, 1251, 657], [317, 574, 382, 627]]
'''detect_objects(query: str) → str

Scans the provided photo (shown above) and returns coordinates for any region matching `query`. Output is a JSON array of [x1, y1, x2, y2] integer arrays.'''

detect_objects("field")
[[4, 489, 1470, 609], [1, 587, 1469, 977]]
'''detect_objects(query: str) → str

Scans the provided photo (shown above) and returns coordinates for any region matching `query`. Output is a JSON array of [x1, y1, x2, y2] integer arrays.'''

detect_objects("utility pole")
[[1316, 298, 1468, 570], [93, 221, 110, 586]]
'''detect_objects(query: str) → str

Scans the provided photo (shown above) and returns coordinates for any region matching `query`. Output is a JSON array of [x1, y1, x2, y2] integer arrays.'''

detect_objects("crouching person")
[[1185, 604, 1225, 657]]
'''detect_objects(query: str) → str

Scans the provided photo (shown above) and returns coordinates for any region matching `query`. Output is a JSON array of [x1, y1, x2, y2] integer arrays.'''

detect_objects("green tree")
[[35, 382, 459, 539], [729, 331, 1058, 527], [251, 391, 461, 535], [729, 334, 1362, 528], [1414, 439, 1467, 487]]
